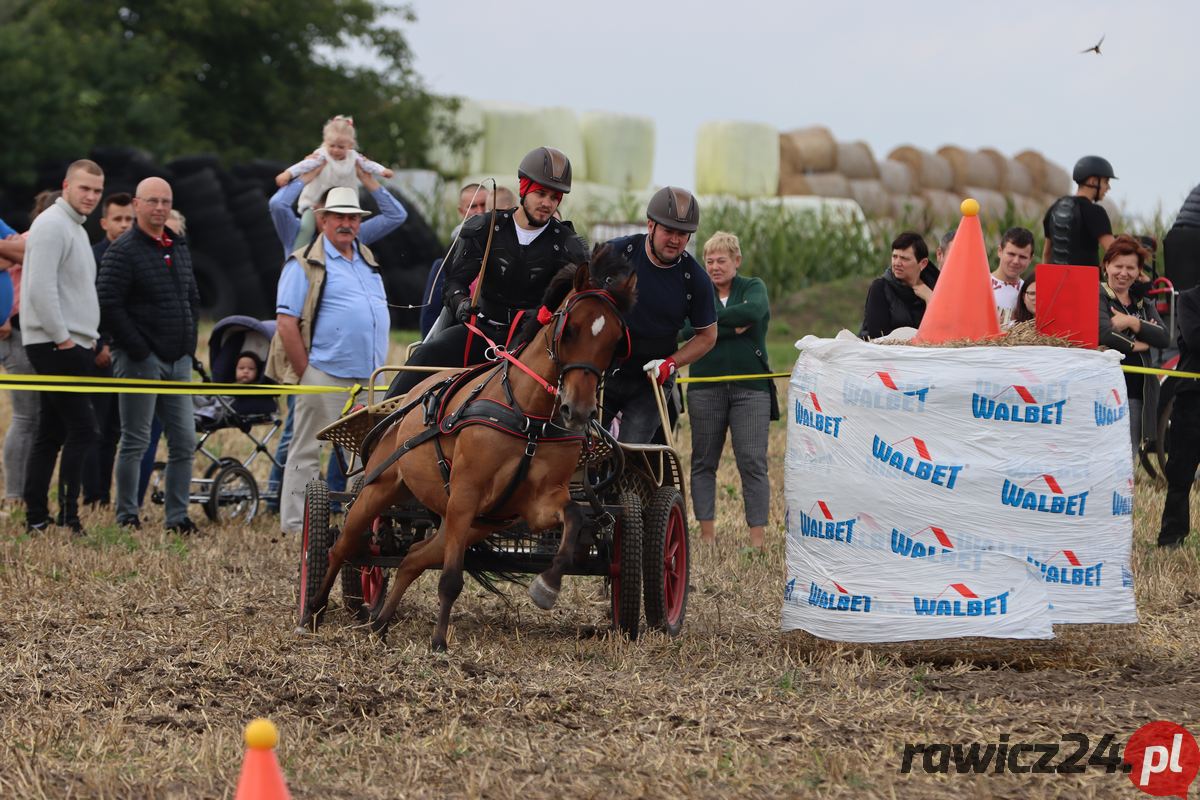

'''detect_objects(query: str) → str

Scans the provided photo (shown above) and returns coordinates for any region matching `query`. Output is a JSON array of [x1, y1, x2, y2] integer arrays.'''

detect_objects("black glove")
[[455, 298, 476, 324]]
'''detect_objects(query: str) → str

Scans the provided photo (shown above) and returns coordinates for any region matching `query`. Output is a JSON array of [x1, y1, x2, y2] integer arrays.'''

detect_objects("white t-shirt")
[[991, 274, 1023, 321], [514, 222, 548, 246]]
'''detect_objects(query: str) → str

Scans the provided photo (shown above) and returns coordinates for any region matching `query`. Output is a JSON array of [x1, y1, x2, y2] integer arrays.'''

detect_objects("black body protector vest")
[[1047, 196, 1080, 265]]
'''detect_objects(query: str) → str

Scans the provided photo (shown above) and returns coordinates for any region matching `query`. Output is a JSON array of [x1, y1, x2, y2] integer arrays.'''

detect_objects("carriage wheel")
[[610, 491, 643, 639], [204, 464, 260, 523], [204, 456, 242, 480], [642, 486, 689, 636], [341, 564, 390, 622], [297, 479, 332, 628]]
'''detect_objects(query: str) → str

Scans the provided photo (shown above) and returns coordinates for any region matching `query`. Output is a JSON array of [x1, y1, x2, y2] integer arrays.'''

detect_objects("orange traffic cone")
[[914, 198, 1002, 344], [235, 719, 291, 800]]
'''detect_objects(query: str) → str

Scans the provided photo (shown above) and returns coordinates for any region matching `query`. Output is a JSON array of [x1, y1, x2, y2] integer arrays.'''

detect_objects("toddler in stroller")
[[150, 317, 284, 523]]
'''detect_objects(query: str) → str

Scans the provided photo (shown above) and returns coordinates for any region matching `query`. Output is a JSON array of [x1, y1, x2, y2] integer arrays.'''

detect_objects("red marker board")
[[1035, 264, 1099, 348]]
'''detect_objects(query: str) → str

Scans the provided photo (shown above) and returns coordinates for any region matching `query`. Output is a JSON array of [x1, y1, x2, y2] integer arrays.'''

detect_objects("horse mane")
[[508, 244, 636, 350]]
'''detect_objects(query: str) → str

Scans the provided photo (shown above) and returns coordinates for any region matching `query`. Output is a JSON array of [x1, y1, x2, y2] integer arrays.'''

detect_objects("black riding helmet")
[[517, 146, 573, 194], [646, 186, 700, 233], [1072, 155, 1117, 184]]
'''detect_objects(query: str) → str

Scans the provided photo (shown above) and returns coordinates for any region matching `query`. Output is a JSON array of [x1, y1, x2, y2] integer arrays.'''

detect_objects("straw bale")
[[779, 126, 837, 174], [887, 146, 954, 191], [879, 160, 915, 196], [848, 178, 890, 218], [1043, 158, 1072, 196], [1015, 149, 1048, 191], [779, 171, 851, 198], [963, 186, 1008, 219], [1011, 193, 1044, 220], [890, 193, 928, 223], [921, 188, 962, 221], [938, 146, 1001, 190], [835, 140, 879, 179]]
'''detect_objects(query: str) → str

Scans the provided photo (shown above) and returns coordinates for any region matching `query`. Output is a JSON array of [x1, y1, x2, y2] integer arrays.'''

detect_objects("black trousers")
[[81, 356, 122, 505], [23, 342, 98, 527], [1159, 391, 1200, 546], [388, 319, 516, 397]]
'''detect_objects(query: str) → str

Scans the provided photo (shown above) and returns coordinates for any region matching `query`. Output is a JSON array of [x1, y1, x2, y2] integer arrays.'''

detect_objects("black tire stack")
[[2, 149, 445, 325]]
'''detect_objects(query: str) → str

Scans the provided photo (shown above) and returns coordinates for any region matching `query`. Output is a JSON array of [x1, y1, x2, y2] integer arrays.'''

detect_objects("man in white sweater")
[[20, 159, 104, 534]]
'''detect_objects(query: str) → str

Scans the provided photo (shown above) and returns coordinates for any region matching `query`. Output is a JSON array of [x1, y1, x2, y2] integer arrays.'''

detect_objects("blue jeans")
[[114, 350, 195, 526]]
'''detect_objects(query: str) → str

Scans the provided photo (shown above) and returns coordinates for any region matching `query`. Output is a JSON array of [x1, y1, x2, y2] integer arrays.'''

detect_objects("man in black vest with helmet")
[[1042, 155, 1118, 266], [388, 146, 588, 397], [602, 187, 717, 444]]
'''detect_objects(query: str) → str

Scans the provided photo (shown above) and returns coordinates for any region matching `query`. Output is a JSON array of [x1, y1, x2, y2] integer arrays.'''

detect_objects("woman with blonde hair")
[[686, 231, 774, 550]]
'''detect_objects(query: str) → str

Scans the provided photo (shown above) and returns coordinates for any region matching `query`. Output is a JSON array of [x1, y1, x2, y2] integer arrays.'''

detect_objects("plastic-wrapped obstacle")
[[782, 335, 1137, 642]]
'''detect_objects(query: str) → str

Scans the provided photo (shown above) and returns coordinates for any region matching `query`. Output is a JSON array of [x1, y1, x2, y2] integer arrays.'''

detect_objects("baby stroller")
[[149, 316, 284, 523]]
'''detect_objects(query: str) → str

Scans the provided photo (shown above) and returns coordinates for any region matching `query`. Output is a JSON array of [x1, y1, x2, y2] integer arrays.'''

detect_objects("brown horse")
[[297, 246, 637, 650]]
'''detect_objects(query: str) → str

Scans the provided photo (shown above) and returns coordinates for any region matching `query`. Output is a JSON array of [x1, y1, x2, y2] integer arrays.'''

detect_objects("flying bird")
[[1080, 34, 1104, 55]]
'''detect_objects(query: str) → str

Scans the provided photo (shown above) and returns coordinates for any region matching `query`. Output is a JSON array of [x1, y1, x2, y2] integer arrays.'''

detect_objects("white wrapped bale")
[[782, 335, 1137, 642], [696, 121, 780, 199], [836, 140, 879, 179], [580, 111, 654, 191], [481, 103, 587, 182], [427, 97, 486, 177]]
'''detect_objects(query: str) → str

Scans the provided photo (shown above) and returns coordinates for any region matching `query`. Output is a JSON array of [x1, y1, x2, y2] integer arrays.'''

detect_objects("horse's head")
[[546, 245, 637, 431]]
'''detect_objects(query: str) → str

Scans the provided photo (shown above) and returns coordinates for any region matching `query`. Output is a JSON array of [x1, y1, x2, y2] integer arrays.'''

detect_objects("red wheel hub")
[[663, 503, 687, 625]]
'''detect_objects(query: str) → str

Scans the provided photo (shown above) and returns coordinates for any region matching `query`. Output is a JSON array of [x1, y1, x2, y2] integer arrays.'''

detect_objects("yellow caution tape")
[[677, 365, 1200, 384]]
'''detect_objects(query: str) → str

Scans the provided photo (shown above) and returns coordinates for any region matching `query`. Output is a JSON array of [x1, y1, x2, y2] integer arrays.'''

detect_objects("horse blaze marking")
[[591, 316, 605, 336]]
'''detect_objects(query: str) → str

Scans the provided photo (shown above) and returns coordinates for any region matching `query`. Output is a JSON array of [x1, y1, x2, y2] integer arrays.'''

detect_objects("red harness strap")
[[463, 318, 558, 396]]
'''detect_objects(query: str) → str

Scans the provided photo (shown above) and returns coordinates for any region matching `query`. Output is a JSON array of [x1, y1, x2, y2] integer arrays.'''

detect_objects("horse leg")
[[529, 500, 584, 610], [368, 523, 447, 638], [297, 478, 407, 632]]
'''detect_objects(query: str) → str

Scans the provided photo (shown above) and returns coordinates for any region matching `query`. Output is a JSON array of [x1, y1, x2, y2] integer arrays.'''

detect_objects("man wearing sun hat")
[[269, 186, 389, 534]]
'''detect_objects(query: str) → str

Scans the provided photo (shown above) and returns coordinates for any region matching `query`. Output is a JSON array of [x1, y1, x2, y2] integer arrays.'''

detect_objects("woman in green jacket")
[[687, 231, 773, 550]]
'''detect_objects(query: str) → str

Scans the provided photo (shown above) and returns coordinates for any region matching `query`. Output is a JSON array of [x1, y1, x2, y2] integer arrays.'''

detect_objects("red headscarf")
[[519, 177, 563, 203]]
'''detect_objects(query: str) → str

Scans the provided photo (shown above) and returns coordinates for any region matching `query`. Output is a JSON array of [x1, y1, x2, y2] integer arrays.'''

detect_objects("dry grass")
[[0, 379, 1198, 799]]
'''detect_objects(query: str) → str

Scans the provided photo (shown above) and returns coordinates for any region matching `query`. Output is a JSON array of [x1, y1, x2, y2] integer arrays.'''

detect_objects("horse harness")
[[358, 289, 631, 523]]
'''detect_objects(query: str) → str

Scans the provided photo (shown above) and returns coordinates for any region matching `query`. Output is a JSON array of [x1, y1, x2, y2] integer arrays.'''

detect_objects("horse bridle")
[[546, 289, 632, 388]]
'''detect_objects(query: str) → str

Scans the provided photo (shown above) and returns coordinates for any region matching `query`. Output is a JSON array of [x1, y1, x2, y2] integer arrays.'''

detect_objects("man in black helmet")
[[1041, 155, 1117, 266], [602, 186, 717, 444], [387, 147, 587, 397]]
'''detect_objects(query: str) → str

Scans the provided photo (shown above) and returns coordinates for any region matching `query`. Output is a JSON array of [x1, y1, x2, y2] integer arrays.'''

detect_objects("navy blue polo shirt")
[[609, 234, 717, 352]]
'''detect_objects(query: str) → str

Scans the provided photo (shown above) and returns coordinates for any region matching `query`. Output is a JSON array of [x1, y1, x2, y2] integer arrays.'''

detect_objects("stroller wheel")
[[204, 456, 242, 480], [206, 464, 260, 524]]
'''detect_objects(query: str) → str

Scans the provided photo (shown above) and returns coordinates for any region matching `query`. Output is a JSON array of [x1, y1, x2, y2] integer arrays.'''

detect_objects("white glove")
[[642, 357, 677, 385]]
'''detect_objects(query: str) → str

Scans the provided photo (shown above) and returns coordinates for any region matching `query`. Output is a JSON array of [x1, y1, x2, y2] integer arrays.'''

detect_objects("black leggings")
[[388, 320, 515, 397]]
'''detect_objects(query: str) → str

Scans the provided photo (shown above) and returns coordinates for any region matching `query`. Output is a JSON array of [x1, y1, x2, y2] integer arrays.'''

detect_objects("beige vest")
[[266, 235, 380, 384]]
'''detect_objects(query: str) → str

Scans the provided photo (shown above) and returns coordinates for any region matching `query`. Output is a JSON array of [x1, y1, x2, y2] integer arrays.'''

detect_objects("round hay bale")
[[978, 147, 1008, 185], [1015, 150, 1048, 192], [1042, 159, 1072, 196], [963, 186, 1007, 219], [879, 160, 914, 196], [922, 188, 962, 222], [1011, 193, 1043, 220], [835, 140, 878, 179], [779, 171, 851, 198], [1003, 158, 1034, 196], [779, 126, 837, 174], [890, 194, 928, 223], [695, 120, 779, 198], [848, 178, 890, 217], [887, 146, 954, 191], [937, 146, 1000, 190], [481, 102, 586, 181]]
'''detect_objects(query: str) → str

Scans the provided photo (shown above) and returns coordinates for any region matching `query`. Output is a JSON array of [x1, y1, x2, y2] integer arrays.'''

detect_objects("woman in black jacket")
[[1099, 235, 1169, 458], [860, 232, 940, 339]]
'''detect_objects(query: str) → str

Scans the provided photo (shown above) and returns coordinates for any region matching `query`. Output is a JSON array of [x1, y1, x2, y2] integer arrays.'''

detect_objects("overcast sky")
[[364, 0, 1195, 221]]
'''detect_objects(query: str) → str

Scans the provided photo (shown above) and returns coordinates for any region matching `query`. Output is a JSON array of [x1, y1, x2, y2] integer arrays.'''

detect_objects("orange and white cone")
[[914, 198, 1002, 344], [234, 719, 291, 800]]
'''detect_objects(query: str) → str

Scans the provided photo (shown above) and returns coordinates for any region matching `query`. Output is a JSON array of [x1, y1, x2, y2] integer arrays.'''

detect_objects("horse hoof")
[[528, 575, 560, 610], [431, 637, 448, 652]]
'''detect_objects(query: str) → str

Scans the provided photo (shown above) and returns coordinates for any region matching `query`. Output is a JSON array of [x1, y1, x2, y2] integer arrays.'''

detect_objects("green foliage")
[[0, 0, 453, 184], [697, 201, 889, 291]]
